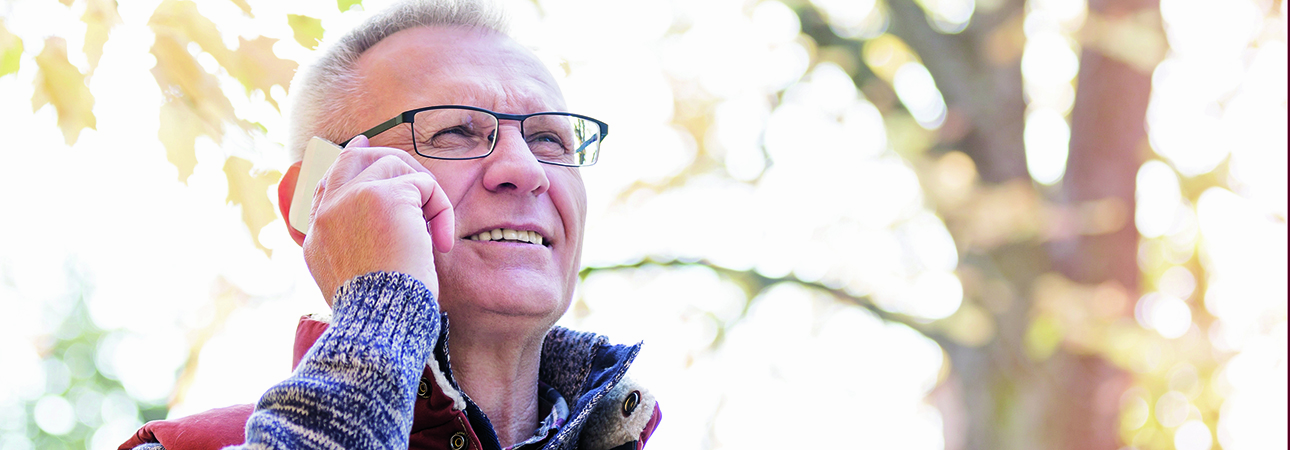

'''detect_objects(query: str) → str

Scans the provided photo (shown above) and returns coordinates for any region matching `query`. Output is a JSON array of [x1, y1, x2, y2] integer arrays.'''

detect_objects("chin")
[[438, 273, 572, 325]]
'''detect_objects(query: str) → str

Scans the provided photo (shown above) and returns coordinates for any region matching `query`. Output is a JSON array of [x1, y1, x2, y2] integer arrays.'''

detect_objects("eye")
[[528, 132, 564, 146], [422, 125, 487, 153], [434, 126, 472, 139], [527, 132, 570, 158]]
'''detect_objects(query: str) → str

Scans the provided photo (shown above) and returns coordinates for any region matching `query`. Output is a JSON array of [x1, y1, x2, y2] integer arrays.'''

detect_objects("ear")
[[278, 161, 306, 247]]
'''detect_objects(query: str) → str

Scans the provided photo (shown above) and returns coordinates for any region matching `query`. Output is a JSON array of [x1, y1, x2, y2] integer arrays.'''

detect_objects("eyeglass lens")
[[411, 108, 600, 166]]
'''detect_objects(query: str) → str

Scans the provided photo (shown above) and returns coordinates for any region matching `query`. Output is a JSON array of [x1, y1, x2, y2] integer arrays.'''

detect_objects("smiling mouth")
[[467, 228, 549, 247]]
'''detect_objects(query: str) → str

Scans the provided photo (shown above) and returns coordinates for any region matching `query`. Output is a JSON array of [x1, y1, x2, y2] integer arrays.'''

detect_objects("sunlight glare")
[[811, 0, 882, 39], [892, 62, 947, 129], [1161, 0, 1264, 58], [1135, 160, 1184, 238], [33, 396, 75, 436], [920, 0, 975, 34], [706, 284, 946, 448], [1136, 292, 1194, 339], [751, 1, 801, 45], [1023, 107, 1070, 185], [1176, 420, 1214, 450], [1021, 32, 1079, 88], [1216, 322, 1289, 450]]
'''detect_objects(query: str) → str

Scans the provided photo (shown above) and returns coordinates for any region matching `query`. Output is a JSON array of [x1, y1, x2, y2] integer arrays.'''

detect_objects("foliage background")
[[0, 0, 1284, 449]]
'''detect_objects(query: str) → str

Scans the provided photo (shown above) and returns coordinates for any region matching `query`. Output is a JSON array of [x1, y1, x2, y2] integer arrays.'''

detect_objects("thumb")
[[346, 134, 370, 148]]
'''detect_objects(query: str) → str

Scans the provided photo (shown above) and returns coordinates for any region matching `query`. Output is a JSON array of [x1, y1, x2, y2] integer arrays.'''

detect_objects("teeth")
[[470, 228, 545, 245]]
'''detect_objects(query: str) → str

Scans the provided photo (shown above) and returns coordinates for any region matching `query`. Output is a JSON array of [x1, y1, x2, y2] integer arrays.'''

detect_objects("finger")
[[343, 134, 423, 172], [425, 180, 454, 254], [346, 134, 369, 149], [397, 172, 455, 254], [355, 155, 436, 188], [328, 146, 432, 185]]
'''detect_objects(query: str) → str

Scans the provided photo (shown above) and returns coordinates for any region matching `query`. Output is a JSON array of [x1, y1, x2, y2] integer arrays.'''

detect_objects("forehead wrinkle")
[[433, 80, 567, 116], [355, 26, 566, 120]]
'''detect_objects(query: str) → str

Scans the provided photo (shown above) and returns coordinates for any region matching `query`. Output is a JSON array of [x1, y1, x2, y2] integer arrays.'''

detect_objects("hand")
[[302, 135, 454, 304]]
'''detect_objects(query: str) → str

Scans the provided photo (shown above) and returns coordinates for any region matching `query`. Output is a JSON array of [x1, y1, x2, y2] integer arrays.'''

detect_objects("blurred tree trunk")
[[1054, 0, 1155, 296], [853, 0, 1155, 448], [1040, 0, 1157, 448]]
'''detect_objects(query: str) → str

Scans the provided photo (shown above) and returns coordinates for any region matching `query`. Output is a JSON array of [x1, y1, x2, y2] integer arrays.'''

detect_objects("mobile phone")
[[289, 137, 343, 235]]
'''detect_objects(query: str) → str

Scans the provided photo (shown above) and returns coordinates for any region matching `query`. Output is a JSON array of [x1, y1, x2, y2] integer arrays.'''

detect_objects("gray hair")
[[286, 0, 509, 162]]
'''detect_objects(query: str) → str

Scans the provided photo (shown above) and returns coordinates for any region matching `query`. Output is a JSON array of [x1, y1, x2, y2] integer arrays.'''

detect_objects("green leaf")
[[223, 156, 282, 256], [0, 20, 22, 77], [33, 37, 95, 145], [338, 0, 363, 12], [287, 14, 323, 50]]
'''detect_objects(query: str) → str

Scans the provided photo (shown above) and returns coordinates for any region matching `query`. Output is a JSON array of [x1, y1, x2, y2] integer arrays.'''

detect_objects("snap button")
[[449, 431, 469, 450], [418, 377, 430, 399], [622, 390, 641, 417]]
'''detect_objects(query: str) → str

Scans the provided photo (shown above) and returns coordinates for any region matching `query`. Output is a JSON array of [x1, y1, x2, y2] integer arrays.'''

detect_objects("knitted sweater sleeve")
[[230, 271, 439, 450]]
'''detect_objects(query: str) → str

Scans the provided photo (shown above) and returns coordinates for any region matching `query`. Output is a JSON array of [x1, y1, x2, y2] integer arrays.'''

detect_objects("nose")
[[481, 126, 550, 196]]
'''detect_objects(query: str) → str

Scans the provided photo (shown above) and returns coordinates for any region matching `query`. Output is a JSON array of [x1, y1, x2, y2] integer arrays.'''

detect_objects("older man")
[[119, 1, 659, 449]]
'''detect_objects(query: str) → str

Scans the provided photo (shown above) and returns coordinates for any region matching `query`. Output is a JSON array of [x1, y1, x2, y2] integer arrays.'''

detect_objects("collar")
[[290, 313, 643, 450], [506, 383, 569, 450]]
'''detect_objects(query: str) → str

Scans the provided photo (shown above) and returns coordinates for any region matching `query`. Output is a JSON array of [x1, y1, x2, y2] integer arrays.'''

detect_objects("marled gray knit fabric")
[[235, 271, 438, 449]]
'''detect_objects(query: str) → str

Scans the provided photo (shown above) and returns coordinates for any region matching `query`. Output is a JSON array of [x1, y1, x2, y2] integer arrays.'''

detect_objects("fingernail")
[[347, 135, 369, 148]]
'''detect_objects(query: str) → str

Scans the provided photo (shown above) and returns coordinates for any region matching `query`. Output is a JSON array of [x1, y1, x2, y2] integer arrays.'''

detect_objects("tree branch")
[[581, 257, 952, 347]]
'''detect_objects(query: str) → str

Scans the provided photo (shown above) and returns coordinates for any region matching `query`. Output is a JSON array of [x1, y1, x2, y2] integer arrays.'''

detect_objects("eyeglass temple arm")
[[339, 114, 407, 147]]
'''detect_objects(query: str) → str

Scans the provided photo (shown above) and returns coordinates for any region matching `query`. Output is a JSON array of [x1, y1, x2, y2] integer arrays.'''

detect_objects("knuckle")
[[350, 182, 390, 204]]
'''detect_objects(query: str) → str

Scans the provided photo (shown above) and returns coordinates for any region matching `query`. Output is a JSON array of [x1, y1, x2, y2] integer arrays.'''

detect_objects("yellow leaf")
[[151, 31, 257, 183], [228, 0, 253, 17], [223, 156, 281, 256], [287, 14, 323, 50], [0, 20, 22, 77], [33, 37, 95, 146], [149, 0, 235, 66], [82, 0, 122, 73], [158, 100, 202, 183], [338, 0, 363, 12], [149, 32, 241, 136], [226, 36, 298, 110], [150, 0, 296, 109]]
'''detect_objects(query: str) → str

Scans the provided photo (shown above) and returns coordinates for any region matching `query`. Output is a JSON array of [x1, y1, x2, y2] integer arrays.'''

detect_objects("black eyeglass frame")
[[341, 105, 609, 168]]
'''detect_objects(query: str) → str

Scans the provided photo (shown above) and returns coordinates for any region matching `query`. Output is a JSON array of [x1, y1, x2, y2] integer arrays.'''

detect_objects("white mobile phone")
[[289, 137, 343, 235]]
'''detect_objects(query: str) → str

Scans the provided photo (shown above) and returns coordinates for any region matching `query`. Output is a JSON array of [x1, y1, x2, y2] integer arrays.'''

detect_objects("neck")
[[448, 321, 549, 448]]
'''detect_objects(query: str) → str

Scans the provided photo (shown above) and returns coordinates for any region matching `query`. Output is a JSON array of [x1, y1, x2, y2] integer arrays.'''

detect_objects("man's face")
[[353, 26, 586, 330]]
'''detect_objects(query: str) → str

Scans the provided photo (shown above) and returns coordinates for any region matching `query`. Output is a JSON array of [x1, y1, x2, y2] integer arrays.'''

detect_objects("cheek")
[[424, 161, 474, 208], [551, 170, 587, 237]]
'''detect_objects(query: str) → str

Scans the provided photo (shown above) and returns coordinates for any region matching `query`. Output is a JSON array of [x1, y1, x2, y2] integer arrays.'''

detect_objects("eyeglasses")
[[343, 105, 608, 167]]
